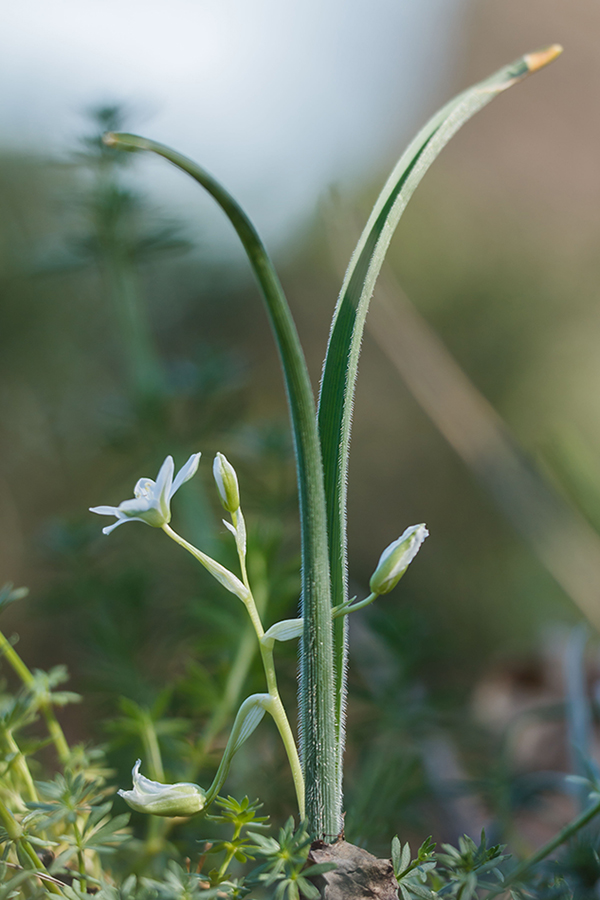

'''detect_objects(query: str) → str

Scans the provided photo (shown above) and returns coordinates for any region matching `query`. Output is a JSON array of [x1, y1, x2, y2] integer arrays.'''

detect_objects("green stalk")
[[72, 821, 87, 893], [195, 536, 269, 758], [103, 130, 335, 836], [138, 710, 168, 854], [163, 524, 305, 818], [485, 795, 600, 898], [139, 711, 165, 782], [0, 630, 70, 765], [2, 729, 38, 804], [332, 592, 378, 619], [218, 820, 242, 881], [0, 799, 63, 896]]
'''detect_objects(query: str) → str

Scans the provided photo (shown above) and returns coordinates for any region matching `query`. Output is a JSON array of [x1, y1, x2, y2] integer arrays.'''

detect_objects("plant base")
[[307, 840, 398, 899]]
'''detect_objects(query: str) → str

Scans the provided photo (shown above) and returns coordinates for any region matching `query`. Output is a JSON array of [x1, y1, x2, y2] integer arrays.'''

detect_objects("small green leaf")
[[392, 835, 401, 875]]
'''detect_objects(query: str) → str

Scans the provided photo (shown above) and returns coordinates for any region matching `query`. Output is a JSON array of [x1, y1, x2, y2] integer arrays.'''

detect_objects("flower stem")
[[485, 795, 600, 899], [0, 799, 63, 895], [72, 821, 87, 893], [0, 630, 70, 765], [2, 728, 38, 804], [332, 592, 378, 618], [163, 525, 305, 817]]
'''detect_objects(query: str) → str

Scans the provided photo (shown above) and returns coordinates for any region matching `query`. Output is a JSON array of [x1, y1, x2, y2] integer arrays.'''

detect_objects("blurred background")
[[4, 0, 600, 865]]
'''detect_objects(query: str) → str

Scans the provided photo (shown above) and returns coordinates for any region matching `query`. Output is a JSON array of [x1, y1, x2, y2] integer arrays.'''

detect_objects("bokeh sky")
[[1, 0, 466, 244]]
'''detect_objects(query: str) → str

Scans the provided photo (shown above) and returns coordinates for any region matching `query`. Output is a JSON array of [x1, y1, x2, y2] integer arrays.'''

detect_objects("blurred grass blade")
[[317, 46, 562, 799], [564, 625, 593, 809]]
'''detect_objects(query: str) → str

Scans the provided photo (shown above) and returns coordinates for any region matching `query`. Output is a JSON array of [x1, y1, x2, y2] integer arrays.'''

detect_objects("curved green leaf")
[[317, 45, 562, 800], [101, 133, 337, 837]]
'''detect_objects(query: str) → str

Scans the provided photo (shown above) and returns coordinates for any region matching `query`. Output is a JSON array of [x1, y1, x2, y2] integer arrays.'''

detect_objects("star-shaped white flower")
[[90, 453, 201, 535]]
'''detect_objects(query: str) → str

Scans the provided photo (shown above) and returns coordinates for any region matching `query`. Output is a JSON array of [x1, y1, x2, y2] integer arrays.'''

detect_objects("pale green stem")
[[140, 711, 165, 782], [139, 710, 167, 852], [0, 797, 22, 842], [3, 729, 38, 804], [0, 630, 70, 765], [141, 567, 267, 858], [260, 644, 305, 819], [227, 509, 305, 811], [218, 820, 243, 881], [332, 592, 378, 619], [72, 821, 87, 892], [0, 799, 63, 895], [163, 524, 305, 817], [194, 541, 269, 756]]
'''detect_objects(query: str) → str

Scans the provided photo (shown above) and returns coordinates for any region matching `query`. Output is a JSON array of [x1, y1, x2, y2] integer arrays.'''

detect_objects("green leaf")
[[296, 878, 320, 900], [261, 619, 304, 644], [392, 835, 402, 875], [400, 842, 411, 874], [301, 863, 337, 877], [317, 44, 562, 800], [104, 129, 337, 836]]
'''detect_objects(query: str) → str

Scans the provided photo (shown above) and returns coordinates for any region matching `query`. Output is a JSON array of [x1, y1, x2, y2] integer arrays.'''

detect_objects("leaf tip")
[[102, 131, 146, 153], [524, 44, 563, 73]]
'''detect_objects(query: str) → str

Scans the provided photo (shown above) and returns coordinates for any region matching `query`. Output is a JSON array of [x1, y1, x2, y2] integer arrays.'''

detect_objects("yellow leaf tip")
[[524, 44, 563, 73], [102, 132, 118, 147]]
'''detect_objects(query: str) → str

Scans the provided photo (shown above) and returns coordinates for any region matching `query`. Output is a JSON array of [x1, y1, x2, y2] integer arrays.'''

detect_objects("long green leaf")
[[103, 133, 337, 838], [317, 45, 562, 803]]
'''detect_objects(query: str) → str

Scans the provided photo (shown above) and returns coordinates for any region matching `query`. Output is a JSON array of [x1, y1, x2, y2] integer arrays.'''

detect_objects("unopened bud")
[[118, 760, 205, 817], [369, 524, 428, 595], [213, 452, 240, 513]]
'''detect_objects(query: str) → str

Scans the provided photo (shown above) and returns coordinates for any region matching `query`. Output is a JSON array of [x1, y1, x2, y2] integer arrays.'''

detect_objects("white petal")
[[170, 452, 202, 498], [102, 520, 129, 535], [102, 516, 147, 535], [213, 455, 226, 502], [235, 509, 247, 558], [135, 773, 170, 795], [134, 478, 156, 500], [89, 506, 120, 516], [119, 497, 153, 515], [155, 456, 175, 517]]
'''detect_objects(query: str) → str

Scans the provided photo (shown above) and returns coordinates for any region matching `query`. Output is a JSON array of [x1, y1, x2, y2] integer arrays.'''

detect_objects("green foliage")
[[391, 832, 508, 900], [201, 796, 269, 878], [246, 818, 335, 900]]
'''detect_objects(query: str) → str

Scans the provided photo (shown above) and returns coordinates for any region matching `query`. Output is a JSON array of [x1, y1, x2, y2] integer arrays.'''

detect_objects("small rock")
[[307, 840, 399, 899]]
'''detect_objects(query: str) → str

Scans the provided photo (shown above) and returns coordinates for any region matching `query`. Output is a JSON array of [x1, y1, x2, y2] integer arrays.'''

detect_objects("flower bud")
[[213, 452, 240, 513], [369, 524, 428, 595], [118, 760, 205, 817]]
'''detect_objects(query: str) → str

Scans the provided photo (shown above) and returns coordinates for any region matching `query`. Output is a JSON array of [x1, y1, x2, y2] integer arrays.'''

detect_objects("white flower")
[[369, 523, 428, 595], [90, 453, 201, 535], [118, 760, 205, 817]]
